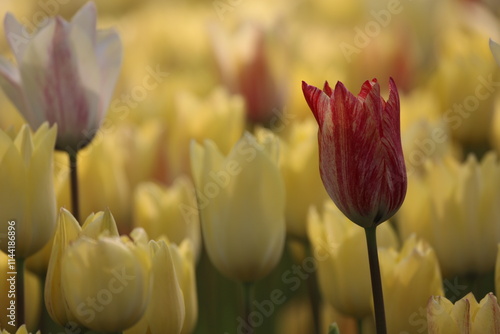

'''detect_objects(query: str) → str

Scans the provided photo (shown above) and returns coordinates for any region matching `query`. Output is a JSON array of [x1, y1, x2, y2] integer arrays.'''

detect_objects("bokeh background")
[[1, 0, 500, 333]]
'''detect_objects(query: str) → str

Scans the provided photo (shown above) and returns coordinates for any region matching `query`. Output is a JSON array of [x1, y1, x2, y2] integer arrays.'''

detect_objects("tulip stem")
[[305, 243, 321, 334], [68, 151, 80, 222], [364, 226, 386, 334], [16, 257, 25, 329], [242, 282, 255, 334]]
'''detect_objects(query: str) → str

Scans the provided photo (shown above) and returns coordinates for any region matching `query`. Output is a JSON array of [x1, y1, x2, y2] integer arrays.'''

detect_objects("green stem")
[[305, 244, 321, 334], [358, 318, 363, 334], [68, 151, 80, 222], [16, 258, 25, 328], [364, 226, 386, 334], [242, 282, 255, 334]]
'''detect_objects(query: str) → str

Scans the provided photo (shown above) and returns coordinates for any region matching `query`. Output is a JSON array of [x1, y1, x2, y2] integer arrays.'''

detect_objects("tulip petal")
[[4, 13, 29, 61], [0, 57, 30, 121], [489, 38, 500, 67], [95, 29, 122, 117], [70, 2, 97, 45], [302, 81, 330, 124]]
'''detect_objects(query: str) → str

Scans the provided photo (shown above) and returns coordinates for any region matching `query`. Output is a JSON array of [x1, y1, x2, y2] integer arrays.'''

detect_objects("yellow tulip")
[[170, 239, 198, 334], [397, 152, 500, 277], [379, 235, 443, 334], [45, 208, 121, 329], [133, 176, 201, 261], [0, 123, 57, 258], [280, 119, 329, 238], [165, 87, 245, 182], [427, 293, 500, 334], [428, 3, 499, 147], [190, 129, 285, 282], [61, 235, 150, 332], [307, 200, 399, 319], [0, 324, 40, 334], [125, 238, 185, 334]]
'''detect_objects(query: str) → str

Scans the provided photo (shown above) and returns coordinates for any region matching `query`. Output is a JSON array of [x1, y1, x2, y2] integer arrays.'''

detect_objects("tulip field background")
[[1, 0, 500, 333]]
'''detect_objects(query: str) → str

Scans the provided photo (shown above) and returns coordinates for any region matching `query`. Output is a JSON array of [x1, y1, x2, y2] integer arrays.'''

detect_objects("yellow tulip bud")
[[398, 152, 500, 277], [427, 293, 500, 334], [0, 324, 40, 334], [190, 129, 285, 282], [133, 176, 201, 261], [280, 119, 329, 238], [170, 239, 198, 334], [379, 235, 443, 334], [165, 87, 245, 182], [125, 239, 185, 334], [61, 235, 150, 332], [0, 253, 41, 333], [0, 123, 57, 258], [307, 201, 399, 319], [45, 208, 122, 328], [44, 208, 82, 327]]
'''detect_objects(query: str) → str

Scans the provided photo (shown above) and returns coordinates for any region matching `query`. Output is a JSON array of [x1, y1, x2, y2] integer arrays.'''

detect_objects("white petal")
[[70, 1, 97, 45], [0, 57, 31, 120], [95, 29, 122, 118], [4, 13, 30, 61]]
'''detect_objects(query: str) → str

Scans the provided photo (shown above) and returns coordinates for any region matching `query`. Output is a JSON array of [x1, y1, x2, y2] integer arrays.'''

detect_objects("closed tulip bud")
[[379, 235, 443, 334], [133, 177, 201, 261], [190, 129, 285, 282], [1, 325, 40, 334], [398, 152, 500, 277], [45, 208, 121, 328], [0, 2, 122, 152], [170, 239, 198, 334], [280, 119, 329, 238], [302, 78, 407, 228], [125, 239, 185, 334], [164, 87, 245, 182], [307, 201, 399, 319], [0, 123, 57, 258], [61, 235, 150, 332], [427, 293, 500, 334]]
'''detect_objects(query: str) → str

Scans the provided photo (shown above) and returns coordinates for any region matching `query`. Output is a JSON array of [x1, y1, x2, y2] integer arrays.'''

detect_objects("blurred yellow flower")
[[427, 293, 500, 334], [190, 129, 285, 282], [133, 176, 201, 261], [55, 130, 131, 232], [428, 3, 499, 147], [165, 87, 244, 182], [397, 152, 500, 277], [379, 235, 443, 334], [307, 200, 399, 319], [0, 324, 40, 334], [125, 237, 186, 334], [280, 118, 329, 238], [0, 123, 57, 258]]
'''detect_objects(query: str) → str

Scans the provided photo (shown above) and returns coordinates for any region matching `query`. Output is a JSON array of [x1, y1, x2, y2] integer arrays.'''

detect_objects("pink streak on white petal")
[[43, 18, 89, 140]]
